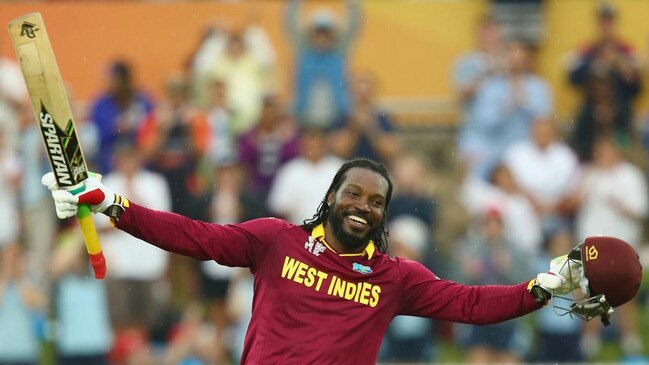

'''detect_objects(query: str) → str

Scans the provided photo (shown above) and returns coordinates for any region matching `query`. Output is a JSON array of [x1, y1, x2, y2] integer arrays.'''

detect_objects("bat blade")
[[8, 13, 88, 188], [8, 12, 106, 279]]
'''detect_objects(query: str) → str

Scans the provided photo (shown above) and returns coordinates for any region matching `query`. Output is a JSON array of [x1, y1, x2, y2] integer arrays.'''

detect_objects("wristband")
[[102, 194, 130, 224], [527, 278, 552, 305]]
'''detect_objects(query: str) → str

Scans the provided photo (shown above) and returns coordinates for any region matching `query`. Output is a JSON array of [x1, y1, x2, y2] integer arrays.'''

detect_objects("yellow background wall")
[[0, 0, 648, 122]]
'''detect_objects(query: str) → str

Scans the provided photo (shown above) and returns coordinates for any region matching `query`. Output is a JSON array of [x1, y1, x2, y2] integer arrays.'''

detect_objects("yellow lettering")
[[327, 276, 337, 295], [293, 262, 309, 284], [369, 285, 381, 308], [333, 277, 346, 297], [304, 268, 317, 287], [315, 271, 328, 291], [359, 282, 372, 305], [344, 281, 357, 300], [354, 282, 363, 302], [281, 256, 300, 280]]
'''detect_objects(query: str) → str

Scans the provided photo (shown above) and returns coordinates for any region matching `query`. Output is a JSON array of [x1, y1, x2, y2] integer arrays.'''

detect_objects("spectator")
[[225, 270, 254, 364], [504, 118, 580, 236], [379, 216, 436, 363], [238, 96, 300, 214], [201, 161, 247, 364], [0, 244, 45, 365], [458, 38, 553, 179], [268, 127, 344, 224], [193, 19, 277, 136], [0, 41, 27, 152], [388, 153, 436, 227], [461, 163, 542, 255], [531, 227, 584, 363], [454, 16, 505, 177], [90, 60, 156, 174], [567, 2, 641, 161], [161, 303, 220, 365], [330, 71, 401, 165], [94, 143, 172, 341], [573, 136, 647, 262], [457, 208, 530, 363], [50, 225, 113, 365], [569, 136, 647, 361], [18, 111, 55, 289], [0, 128, 21, 253], [205, 79, 236, 168], [285, 0, 361, 129], [152, 74, 212, 221]]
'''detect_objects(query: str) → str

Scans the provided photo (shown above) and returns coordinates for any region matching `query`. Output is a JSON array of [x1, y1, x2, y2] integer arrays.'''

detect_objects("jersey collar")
[[311, 223, 376, 259]]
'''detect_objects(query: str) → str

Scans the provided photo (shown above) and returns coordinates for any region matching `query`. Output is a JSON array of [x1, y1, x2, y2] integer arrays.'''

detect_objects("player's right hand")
[[42, 172, 116, 219]]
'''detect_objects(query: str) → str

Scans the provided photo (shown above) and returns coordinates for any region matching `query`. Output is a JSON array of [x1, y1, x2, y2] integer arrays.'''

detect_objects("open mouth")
[[346, 214, 370, 228]]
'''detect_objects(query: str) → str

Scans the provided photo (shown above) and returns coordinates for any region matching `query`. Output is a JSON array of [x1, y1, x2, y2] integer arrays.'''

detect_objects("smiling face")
[[325, 167, 388, 252]]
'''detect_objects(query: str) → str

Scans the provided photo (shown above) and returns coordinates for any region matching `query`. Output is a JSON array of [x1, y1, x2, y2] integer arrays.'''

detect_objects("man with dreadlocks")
[[42, 158, 577, 364]]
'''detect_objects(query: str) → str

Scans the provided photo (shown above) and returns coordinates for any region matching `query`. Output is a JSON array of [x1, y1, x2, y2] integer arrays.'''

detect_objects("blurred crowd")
[[0, 1, 648, 364]]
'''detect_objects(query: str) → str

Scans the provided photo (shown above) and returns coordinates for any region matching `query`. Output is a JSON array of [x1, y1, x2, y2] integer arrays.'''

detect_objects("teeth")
[[348, 215, 368, 224]]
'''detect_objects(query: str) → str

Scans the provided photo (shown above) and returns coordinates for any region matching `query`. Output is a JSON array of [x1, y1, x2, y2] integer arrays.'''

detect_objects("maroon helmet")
[[581, 236, 642, 308], [555, 236, 642, 326]]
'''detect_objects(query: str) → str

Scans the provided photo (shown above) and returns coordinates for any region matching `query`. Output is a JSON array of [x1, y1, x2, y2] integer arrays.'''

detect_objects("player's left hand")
[[538, 254, 583, 295], [42, 172, 116, 218]]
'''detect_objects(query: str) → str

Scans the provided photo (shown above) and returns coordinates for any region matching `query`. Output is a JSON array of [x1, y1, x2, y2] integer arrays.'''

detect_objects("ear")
[[326, 191, 334, 206]]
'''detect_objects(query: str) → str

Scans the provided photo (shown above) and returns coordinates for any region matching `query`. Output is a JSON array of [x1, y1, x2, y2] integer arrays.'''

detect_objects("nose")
[[354, 198, 371, 213]]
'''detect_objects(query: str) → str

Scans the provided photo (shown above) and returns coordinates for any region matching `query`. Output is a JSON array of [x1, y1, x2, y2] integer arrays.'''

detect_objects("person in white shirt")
[[267, 127, 343, 224], [574, 137, 648, 246], [461, 164, 542, 255], [504, 118, 580, 233], [568, 136, 647, 361], [95, 143, 172, 335], [0, 55, 28, 151]]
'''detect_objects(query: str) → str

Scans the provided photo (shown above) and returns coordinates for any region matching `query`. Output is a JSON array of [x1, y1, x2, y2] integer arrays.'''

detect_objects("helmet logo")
[[586, 245, 599, 261]]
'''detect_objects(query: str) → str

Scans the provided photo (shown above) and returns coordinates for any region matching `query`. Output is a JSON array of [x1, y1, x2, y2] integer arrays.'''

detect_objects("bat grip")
[[76, 203, 107, 279]]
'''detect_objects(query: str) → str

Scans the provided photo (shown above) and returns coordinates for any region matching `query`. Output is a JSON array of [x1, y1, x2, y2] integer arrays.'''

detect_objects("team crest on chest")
[[305, 236, 326, 256]]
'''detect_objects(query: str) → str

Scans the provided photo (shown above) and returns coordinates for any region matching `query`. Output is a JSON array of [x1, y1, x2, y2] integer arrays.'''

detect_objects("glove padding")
[[536, 254, 584, 295], [42, 172, 116, 219]]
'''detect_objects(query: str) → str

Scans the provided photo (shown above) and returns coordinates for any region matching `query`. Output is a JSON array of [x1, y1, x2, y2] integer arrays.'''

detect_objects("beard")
[[327, 208, 381, 252]]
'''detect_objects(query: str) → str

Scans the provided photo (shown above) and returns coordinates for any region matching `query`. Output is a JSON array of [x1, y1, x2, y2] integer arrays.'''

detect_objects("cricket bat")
[[8, 13, 106, 279]]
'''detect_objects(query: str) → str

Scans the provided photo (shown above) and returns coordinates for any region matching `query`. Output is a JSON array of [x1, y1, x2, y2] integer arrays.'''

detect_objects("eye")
[[346, 191, 359, 198], [372, 200, 384, 208]]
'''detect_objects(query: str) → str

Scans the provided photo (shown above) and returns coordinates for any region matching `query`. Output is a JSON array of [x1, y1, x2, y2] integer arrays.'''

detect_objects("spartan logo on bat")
[[39, 104, 88, 187], [20, 22, 39, 38]]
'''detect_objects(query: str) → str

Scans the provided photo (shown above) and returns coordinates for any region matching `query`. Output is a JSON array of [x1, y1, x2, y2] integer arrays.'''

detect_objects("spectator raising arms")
[[285, 0, 361, 129]]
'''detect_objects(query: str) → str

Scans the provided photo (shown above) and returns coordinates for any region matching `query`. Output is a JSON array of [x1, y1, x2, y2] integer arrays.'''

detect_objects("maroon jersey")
[[116, 203, 542, 364]]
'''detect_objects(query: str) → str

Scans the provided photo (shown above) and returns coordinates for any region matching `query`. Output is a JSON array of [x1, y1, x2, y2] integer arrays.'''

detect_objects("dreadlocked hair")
[[301, 158, 393, 253]]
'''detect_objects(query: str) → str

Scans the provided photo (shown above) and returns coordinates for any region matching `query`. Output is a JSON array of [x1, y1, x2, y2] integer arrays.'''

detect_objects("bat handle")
[[76, 204, 106, 279]]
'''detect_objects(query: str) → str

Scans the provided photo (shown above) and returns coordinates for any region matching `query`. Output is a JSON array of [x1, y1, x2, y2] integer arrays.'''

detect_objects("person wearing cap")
[[568, 2, 641, 162], [285, 0, 361, 129]]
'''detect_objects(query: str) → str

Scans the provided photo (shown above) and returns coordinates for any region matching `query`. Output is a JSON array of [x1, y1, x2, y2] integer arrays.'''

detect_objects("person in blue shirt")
[[90, 60, 156, 174], [285, 0, 361, 129]]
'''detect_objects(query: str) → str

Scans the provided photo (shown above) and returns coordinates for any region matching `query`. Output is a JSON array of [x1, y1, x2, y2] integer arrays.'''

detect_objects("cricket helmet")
[[580, 236, 642, 307], [555, 236, 642, 326]]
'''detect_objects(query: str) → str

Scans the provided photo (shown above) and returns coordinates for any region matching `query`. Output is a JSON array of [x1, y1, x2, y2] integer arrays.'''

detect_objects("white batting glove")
[[42, 172, 116, 219], [535, 254, 583, 295]]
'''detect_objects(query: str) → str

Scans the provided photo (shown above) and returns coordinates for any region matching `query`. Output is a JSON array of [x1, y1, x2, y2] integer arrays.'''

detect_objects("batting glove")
[[528, 254, 582, 304], [42, 172, 118, 219]]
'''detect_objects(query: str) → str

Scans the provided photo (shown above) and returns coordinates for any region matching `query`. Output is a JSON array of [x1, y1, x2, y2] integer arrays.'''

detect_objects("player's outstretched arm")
[[398, 256, 579, 325], [41, 172, 279, 269]]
